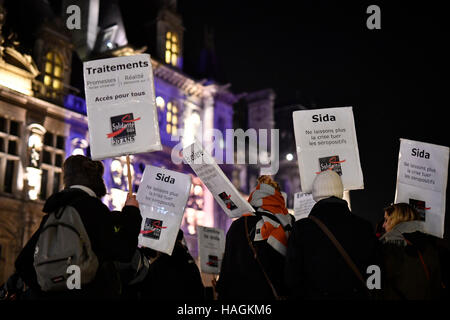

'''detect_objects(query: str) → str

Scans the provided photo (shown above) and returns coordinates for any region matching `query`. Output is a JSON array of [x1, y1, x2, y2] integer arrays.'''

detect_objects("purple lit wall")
[[64, 94, 87, 115], [62, 77, 237, 257]]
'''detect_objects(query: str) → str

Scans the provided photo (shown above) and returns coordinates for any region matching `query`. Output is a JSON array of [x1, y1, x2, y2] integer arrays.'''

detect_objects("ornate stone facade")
[[0, 0, 242, 284]]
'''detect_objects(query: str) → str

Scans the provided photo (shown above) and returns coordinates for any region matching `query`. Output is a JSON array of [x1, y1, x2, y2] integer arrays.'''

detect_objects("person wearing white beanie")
[[312, 170, 344, 202], [285, 169, 379, 300]]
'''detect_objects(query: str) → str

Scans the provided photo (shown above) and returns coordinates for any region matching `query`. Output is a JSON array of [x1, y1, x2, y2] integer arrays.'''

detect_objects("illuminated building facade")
[[0, 0, 276, 284]]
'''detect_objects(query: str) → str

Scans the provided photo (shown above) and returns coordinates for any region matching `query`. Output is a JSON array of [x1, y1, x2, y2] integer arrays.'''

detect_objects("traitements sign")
[[395, 139, 449, 238], [83, 54, 162, 160], [197, 226, 225, 274], [293, 107, 364, 193], [137, 165, 191, 255], [182, 140, 255, 218]]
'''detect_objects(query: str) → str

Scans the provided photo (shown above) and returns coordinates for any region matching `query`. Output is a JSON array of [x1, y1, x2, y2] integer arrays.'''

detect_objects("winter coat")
[[285, 197, 379, 300], [216, 215, 288, 300], [379, 220, 444, 300], [126, 233, 205, 301], [216, 183, 294, 300], [14, 187, 142, 299]]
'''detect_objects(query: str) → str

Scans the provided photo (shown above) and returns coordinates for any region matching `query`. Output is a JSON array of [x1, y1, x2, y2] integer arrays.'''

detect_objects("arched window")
[[43, 51, 64, 99], [165, 31, 178, 67]]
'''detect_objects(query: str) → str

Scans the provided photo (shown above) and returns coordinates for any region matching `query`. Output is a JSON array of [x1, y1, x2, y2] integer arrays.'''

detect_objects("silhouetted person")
[[379, 203, 444, 299], [216, 175, 294, 300], [126, 230, 205, 301], [14, 155, 141, 299], [285, 170, 378, 300]]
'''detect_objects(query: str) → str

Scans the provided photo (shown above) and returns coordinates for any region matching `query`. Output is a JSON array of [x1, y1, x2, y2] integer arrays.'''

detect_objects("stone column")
[[245, 89, 277, 176], [200, 85, 216, 228]]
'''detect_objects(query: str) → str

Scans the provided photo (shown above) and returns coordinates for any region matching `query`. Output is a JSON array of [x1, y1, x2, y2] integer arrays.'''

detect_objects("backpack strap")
[[309, 215, 369, 294], [54, 206, 66, 219], [244, 216, 281, 300]]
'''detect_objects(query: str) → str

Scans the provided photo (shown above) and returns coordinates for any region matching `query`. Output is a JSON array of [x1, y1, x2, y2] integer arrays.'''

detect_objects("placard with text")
[[197, 226, 225, 274], [395, 138, 449, 238], [182, 141, 255, 218], [293, 192, 316, 221], [293, 107, 364, 193], [137, 165, 191, 255], [83, 54, 162, 160]]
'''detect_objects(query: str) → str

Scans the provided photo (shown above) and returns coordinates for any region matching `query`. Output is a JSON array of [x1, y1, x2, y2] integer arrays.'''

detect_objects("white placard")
[[136, 165, 191, 255], [293, 192, 316, 221], [197, 226, 225, 274], [83, 54, 162, 160], [395, 138, 449, 238], [293, 107, 364, 193], [182, 141, 255, 218]]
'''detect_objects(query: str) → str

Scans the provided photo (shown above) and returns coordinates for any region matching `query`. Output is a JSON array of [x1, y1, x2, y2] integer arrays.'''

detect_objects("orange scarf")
[[245, 183, 293, 256]]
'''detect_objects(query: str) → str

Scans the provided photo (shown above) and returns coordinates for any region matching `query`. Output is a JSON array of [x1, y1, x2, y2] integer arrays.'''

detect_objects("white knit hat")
[[312, 170, 344, 202]]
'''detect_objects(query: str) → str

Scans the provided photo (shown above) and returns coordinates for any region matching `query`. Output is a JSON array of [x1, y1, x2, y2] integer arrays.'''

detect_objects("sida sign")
[[395, 138, 449, 238], [136, 165, 191, 255], [292, 107, 364, 193]]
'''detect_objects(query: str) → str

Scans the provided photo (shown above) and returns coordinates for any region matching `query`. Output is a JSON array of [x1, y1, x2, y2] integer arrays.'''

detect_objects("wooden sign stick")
[[126, 155, 133, 197]]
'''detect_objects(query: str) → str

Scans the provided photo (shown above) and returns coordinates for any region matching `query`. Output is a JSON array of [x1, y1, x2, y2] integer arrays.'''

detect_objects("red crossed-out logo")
[[316, 156, 346, 174], [107, 114, 141, 138], [140, 220, 167, 235]]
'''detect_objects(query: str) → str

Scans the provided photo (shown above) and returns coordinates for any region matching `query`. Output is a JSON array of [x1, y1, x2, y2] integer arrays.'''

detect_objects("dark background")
[[173, 1, 447, 231], [6, 0, 445, 231]]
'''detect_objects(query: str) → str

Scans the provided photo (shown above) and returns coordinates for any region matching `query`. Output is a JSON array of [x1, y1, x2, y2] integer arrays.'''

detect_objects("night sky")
[[173, 1, 447, 230], [8, 0, 441, 231], [118, 0, 449, 231]]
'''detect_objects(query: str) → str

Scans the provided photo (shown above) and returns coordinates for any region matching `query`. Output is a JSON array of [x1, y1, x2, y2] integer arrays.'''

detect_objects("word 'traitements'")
[[85, 60, 149, 75]]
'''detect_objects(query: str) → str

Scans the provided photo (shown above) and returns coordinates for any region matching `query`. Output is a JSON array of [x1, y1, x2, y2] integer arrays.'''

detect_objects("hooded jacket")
[[285, 197, 379, 300], [216, 183, 294, 300], [14, 187, 142, 299], [379, 221, 444, 300]]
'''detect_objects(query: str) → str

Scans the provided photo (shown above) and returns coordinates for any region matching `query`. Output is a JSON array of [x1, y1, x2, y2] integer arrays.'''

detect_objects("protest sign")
[[83, 54, 162, 160], [293, 192, 316, 221], [293, 107, 364, 193], [182, 141, 255, 218], [395, 138, 449, 238], [197, 226, 225, 274], [137, 165, 191, 255]]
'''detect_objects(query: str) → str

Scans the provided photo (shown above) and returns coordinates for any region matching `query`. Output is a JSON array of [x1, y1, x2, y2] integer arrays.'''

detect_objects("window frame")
[[0, 117, 22, 194], [164, 31, 179, 67], [43, 51, 64, 100], [39, 131, 65, 199], [165, 101, 179, 136]]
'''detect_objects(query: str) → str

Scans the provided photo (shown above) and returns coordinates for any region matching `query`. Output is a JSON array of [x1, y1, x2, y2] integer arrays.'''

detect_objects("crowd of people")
[[1, 155, 449, 300]]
